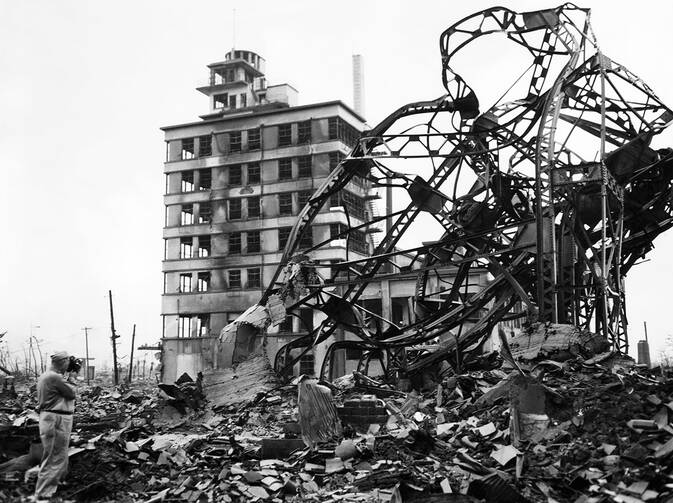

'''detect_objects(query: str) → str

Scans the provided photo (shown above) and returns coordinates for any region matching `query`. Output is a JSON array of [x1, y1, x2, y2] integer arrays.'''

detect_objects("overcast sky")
[[1, 0, 672, 370]]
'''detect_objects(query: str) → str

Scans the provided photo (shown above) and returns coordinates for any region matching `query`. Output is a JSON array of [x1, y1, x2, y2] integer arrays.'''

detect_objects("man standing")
[[34, 351, 76, 500]]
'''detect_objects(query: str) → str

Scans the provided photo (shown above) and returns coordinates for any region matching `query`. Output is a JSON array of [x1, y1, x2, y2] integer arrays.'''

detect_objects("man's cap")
[[50, 351, 70, 362]]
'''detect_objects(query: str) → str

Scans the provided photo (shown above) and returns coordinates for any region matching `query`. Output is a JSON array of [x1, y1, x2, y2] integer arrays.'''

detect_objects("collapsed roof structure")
[[224, 4, 673, 380]]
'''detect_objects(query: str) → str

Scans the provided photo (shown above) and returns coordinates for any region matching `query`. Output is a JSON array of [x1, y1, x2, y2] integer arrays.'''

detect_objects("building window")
[[247, 196, 260, 218], [197, 272, 210, 292], [229, 95, 237, 109], [329, 151, 345, 171], [198, 202, 212, 224], [336, 191, 366, 219], [229, 199, 242, 220], [298, 120, 312, 143], [298, 190, 312, 209], [247, 268, 261, 288], [278, 227, 292, 250], [199, 135, 212, 157], [330, 223, 344, 240], [278, 124, 292, 147], [248, 129, 261, 150], [178, 315, 192, 338], [278, 316, 293, 333], [328, 117, 360, 148], [179, 273, 192, 293], [229, 232, 241, 254], [240, 94, 247, 108], [350, 229, 367, 254], [230, 131, 242, 152], [247, 163, 260, 184], [247, 231, 261, 253], [229, 165, 242, 185], [181, 138, 195, 160], [198, 169, 212, 190], [181, 205, 194, 225], [279, 193, 293, 216], [198, 235, 210, 257], [300, 351, 315, 376], [181, 171, 195, 192], [229, 270, 241, 288], [214, 93, 228, 109], [298, 156, 312, 178], [298, 227, 313, 249], [197, 314, 210, 336], [279, 158, 292, 180], [180, 237, 193, 258]]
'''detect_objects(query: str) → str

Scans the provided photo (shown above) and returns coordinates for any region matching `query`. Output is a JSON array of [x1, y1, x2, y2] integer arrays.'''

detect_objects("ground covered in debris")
[[3, 342, 673, 501]]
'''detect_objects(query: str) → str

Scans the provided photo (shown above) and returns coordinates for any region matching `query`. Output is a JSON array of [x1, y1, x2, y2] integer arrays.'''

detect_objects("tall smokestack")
[[352, 54, 365, 117]]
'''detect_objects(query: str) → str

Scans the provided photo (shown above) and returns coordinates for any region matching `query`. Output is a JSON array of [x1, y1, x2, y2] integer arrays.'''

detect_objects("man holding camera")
[[34, 351, 77, 500]]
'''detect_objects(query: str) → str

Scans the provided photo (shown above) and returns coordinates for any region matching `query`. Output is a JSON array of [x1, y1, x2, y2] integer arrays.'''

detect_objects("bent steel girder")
[[252, 4, 672, 378]]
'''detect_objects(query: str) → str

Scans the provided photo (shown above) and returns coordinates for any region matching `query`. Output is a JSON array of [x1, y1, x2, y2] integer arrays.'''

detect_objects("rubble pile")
[[2, 332, 673, 501]]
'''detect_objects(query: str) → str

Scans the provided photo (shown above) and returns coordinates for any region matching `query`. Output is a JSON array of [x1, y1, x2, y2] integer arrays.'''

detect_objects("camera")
[[66, 356, 83, 373]]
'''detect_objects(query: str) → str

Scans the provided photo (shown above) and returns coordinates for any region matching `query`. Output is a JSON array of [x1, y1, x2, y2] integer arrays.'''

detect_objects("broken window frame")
[[198, 201, 212, 224], [229, 232, 242, 254], [247, 128, 261, 150], [298, 120, 312, 143], [298, 156, 312, 178], [247, 162, 261, 184], [230, 131, 242, 152], [329, 151, 345, 172], [228, 269, 241, 289], [197, 235, 210, 257], [180, 237, 193, 258], [198, 135, 212, 157], [197, 271, 210, 292], [279, 192, 293, 216], [197, 314, 210, 337], [247, 267, 261, 288], [278, 227, 292, 250], [229, 164, 242, 185], [278, 158, 292, 180], [179, 273, 192, 293], [180, 204, 195, 226], [181, 171, 195, 192], [181, 138, 195, 160], [278, 123, 292, 147], [178, 314, 192, 338], [247, 230, 261, 253], [214, 93, 228, 109], [229, 198, 242, 220], [198, 168, 212, 190], [247, 196, 261, 218], [328, 117, 359, 147]]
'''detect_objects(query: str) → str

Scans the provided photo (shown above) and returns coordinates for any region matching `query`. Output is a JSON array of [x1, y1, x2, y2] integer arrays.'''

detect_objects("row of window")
[[174, 155, 314, 195], [171, 116, 359, 161], [177, 314, 210, 338], [173, 187, 364, 228], [175, 267, 262, 292]]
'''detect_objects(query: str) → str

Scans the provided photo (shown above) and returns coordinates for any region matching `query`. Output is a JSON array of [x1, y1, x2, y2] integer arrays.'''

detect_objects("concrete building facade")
[[160, 50, 370, 381]]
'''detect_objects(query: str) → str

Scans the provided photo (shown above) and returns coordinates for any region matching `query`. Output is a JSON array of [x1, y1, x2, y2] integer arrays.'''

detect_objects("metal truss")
[[259, 5, 673, 379]]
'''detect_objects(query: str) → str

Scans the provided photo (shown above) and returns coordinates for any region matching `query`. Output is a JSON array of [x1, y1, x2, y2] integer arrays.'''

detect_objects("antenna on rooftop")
[[232, 8, 236, 51]]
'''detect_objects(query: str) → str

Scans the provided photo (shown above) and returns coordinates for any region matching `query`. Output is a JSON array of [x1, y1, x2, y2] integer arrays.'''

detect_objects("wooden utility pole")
[[128, 324, 136, 382], [108, 290, 120, 385], [82, 327, 92, 385]]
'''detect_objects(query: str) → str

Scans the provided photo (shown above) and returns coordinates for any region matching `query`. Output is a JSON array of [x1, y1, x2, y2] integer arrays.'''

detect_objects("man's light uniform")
[[35, 352, 76, 499]]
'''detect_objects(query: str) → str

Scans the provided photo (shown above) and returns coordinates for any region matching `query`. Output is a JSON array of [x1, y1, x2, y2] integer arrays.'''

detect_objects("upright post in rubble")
[[82, 327, 91, 385], [128, 324, 136, 382], [108, 290, 119, 386]]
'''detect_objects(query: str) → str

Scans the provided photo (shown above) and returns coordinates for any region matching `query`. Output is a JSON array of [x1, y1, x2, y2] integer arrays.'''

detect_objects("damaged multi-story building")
[[160, 50, 373, 381], [160, 50, 503, 382]]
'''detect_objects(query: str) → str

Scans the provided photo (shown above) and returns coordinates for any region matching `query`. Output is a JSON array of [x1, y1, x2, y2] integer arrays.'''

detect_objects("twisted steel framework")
[[259, 5, 673, 379]]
